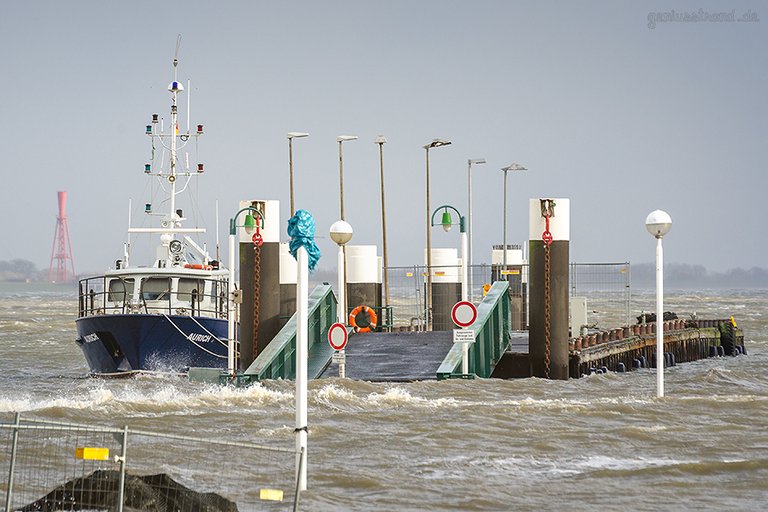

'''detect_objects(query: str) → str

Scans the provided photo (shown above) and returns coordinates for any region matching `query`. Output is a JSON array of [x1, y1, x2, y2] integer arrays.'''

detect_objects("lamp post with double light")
[[467, 157, 486, 300], [287, 132, 309, 217], [501, 163, 527, 273], [424, 139, 452, 330], [645, 209, 672, 398]]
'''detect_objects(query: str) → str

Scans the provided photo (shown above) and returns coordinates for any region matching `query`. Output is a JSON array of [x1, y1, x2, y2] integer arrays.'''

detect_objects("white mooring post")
[[296, 245, 309, 491]]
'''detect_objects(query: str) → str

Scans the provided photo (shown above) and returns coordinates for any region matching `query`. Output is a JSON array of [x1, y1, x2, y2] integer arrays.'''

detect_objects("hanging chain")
[[542, 205, 553, 379], [252, 226, 263, 361]]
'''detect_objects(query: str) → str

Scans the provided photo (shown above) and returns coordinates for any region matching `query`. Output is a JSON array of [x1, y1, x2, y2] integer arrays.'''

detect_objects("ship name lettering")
[[187, 333, 212, 343]]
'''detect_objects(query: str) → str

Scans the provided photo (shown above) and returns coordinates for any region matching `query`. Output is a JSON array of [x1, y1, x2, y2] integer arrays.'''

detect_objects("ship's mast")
[[168, 36, 182, 228], [129, 36, 210, 268]]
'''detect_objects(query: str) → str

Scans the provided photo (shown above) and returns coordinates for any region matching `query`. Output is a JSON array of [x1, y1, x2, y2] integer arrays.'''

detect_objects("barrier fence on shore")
[[0, 414, 301, 511]]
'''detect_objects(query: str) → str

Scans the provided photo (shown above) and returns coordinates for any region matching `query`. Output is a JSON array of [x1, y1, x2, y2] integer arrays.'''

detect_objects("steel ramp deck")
[[320, 331, 455, 382]]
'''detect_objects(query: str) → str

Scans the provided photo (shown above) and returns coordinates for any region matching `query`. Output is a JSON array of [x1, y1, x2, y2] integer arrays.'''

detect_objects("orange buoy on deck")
[[349, 305, 377, 333]]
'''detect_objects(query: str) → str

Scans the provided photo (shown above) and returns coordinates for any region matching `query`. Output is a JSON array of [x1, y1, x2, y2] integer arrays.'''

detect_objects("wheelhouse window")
[[141, 277, 171, 301], [178, 278, 205, 303], [108, 278, 134, 302]]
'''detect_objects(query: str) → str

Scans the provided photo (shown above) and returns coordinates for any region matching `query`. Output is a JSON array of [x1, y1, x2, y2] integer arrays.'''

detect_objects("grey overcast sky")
[[1, 1, 765, 274]]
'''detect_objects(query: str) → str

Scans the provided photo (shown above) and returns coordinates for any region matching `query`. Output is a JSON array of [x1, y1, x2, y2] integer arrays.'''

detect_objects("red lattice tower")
[[49, 191, 76, 283]]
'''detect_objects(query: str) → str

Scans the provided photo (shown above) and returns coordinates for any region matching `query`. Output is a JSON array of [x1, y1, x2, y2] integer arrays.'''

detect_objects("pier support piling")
[[528, 198, 570, 380]]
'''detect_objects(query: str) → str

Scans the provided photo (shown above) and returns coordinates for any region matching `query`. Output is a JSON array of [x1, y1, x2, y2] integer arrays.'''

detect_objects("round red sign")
[[327, 322, 348, 351], [451, 301, 477, 328]]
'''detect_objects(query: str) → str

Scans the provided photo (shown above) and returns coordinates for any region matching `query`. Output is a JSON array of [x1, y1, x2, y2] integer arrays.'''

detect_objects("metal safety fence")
[[382, 262, 630, 331], [0, 414, 302, 511]]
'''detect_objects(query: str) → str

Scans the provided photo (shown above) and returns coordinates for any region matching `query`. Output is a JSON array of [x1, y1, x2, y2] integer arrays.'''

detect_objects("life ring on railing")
[[184, 264, 213, 271], [349, 305, 377, 333]]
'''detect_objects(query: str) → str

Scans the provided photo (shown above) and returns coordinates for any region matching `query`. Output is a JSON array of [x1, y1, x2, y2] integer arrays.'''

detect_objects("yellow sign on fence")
[[260, 488, 284, 501], [75, 447, 110, 460]]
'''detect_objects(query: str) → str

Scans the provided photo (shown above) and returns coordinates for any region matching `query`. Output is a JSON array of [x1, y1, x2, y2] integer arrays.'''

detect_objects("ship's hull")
[[75, 314, 229, 374]]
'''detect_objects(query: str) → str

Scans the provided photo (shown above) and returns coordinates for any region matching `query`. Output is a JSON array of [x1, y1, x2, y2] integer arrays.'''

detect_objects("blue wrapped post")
[[288, 209, 321, 271], [287, 209, 319, 492]]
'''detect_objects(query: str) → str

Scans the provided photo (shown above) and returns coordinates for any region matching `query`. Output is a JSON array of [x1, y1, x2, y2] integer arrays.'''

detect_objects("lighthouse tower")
[[49, 191, 75, 283]]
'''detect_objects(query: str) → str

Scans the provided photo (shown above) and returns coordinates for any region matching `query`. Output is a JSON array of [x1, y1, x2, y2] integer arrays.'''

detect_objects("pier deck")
[[321, 331, 529, 381]]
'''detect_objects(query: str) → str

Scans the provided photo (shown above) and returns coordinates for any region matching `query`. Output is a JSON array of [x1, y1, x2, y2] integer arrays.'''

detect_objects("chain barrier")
[[542, 201, 554, 379], [252, 227, 263, 361]]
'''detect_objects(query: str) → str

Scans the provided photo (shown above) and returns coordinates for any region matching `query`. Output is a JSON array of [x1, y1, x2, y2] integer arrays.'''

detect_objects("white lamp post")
[[287, 132, 309, 217], [330, 220, 353, 324], [227, 207, 263, 376], [467, 158, 486, 301], [424, 139, 452, 330], [501, 163, 527, 273], [645, 209, 672, 398], [432, 205, 468, 372]]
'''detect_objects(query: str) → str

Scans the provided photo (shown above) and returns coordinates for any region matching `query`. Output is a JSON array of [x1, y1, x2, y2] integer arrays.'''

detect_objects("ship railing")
[[78, 275, 229, 320]]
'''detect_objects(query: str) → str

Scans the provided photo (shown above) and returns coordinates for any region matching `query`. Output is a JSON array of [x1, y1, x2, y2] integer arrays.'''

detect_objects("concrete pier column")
[[239, 199, 281, 370], [529, 198, 570, 380], [346, 245, 382, 329], [425, 248, 462, 331], [279, 242, 297, 330]]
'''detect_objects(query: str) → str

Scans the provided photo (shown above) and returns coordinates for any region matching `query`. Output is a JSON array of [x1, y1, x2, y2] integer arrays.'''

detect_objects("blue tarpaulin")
[[287, 209, 321, 271]]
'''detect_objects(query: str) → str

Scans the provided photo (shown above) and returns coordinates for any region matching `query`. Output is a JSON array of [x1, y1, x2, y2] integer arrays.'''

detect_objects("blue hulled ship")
[[76, 46, 234, 375]]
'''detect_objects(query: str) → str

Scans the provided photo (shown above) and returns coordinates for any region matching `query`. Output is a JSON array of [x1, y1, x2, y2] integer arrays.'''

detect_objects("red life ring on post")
[[349, 305, 378, 333]]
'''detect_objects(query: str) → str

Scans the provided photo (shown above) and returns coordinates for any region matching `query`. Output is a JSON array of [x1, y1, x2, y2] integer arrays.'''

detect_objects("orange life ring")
[[349, 305, 378, 333], [184, 264, 213, 271]]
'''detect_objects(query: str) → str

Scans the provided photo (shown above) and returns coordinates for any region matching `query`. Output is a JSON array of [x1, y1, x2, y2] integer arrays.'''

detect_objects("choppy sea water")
[[0, 282, 766, 511]]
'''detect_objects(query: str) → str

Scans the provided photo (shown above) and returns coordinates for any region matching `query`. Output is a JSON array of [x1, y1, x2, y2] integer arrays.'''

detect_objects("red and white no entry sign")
[[327, 322, 348, 351], [451, 301, 477, 328]]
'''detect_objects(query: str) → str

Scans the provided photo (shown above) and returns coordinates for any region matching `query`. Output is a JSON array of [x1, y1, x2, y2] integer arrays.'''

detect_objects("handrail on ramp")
[[189, 284, 337, 385], [243, 284, 337, 382], [436, 281, 511, 380]]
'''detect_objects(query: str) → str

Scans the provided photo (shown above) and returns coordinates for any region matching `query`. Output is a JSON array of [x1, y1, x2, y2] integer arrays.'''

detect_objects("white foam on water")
[[0, 379, 295, 415], [311, 383, 461, 411], [0, 387, 116, 412], [364, 387, 459, 409]]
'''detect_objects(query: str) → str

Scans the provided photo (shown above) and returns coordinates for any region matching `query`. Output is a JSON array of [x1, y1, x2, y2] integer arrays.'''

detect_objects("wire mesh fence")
[[569, 262, 631, 330], [0, 414, 301, 512], [382, 262, 630, 331]]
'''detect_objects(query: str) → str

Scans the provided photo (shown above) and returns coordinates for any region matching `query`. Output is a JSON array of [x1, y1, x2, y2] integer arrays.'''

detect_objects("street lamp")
[[430, 205, 468, 302], [287, 132, 309, 217], [467, 157, 486, 301], [337, 135, 358, 220], [375, 135, 390, 315], [330, 220, 353, 324], [501, 163, 527, 273], [424, 139, 452, 331], [645, 209, 672, 398], [431, 204, 468, 372], [227, 206, 264, 375]]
